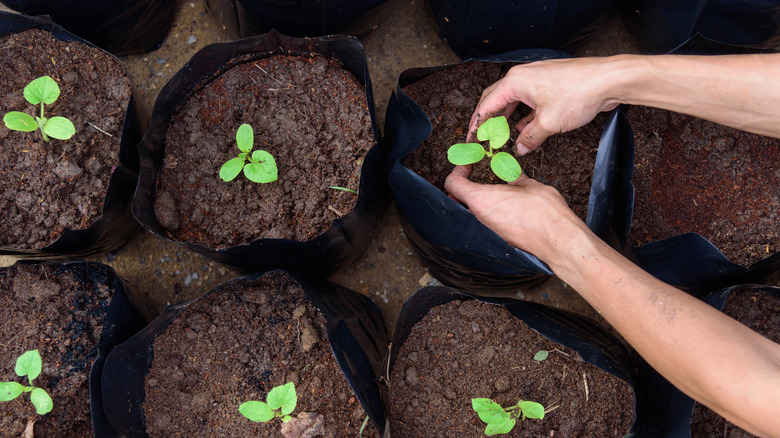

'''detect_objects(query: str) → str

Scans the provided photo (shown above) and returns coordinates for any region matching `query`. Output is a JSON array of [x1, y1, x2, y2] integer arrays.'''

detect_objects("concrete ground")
[[1, 0, 644, 330]]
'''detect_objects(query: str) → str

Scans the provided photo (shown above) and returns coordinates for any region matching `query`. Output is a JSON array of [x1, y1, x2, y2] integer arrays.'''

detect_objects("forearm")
[[604, 53, 780, 138], [546, 228, 780, 437]]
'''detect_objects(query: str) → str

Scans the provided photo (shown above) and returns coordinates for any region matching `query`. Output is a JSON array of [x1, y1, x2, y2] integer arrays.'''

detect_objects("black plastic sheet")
[[631, 0, 780, 54], [131, 30, 386, 275], [100, 270, 388, 438], [0, 0, 177, 55], [425, 0, 617, 59], [0, 12, 143, 260], [205, 0, 391, 39], [380, 286, 688, 436], [384, 50, 633, 294]]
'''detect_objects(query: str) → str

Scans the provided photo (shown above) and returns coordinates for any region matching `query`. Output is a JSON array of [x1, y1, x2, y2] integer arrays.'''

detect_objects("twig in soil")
[[87, 122, 113, 137], [544, 404, 560, 415], [328, 205, 345, 216], [358, 415, 369, 437], [582, 372, 589, 403], [23, 418, 35, 438], [255, 64, 283, 84]]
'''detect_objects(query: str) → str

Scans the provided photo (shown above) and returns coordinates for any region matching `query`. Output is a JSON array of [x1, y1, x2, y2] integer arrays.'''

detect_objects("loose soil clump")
[[689, 288, 780, 437], [401, 61, 607, 220], [0, 262, 116, 437], [627, 106, 779, 267], [154, 54, 373, 248], [387, 299, 634, 437], [0, 29, 130, 248], [143, 272, 378, 437]]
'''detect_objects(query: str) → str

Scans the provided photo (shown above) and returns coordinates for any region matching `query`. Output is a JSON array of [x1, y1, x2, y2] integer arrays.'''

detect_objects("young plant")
[[3, 75, 76, 142], [219, 123, 277, 183], [239, 382, 297, 424], [472, 397, 544, 436], [447, 116, 522, 183], [0, 350, 54, 415]]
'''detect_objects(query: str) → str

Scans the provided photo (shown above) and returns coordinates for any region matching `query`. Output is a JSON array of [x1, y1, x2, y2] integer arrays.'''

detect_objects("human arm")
[[445, 167, 780, 437], [470, 53, 780, 153]]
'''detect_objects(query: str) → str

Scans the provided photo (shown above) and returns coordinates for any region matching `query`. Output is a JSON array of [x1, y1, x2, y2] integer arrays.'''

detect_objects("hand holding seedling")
[[3, 76, 76, 142], [239, 382, 297, 424], [472, 397, 544, 436], [0, 350, 54, 415], [447, 116, 522, 183], [219, 123, 277, 183]]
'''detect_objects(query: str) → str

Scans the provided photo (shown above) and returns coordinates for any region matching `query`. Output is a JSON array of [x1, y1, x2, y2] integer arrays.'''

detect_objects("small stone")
[[478, 345, 496, 365], [187, 35, 197, 45], [494, 376, 510, 393], [281, 412, 325, 438], [405, 366, 419, 386]]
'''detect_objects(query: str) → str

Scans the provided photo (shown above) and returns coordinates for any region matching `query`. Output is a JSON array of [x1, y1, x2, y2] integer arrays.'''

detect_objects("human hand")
[[444, 165, 589, 264], [467, 57, 621, 155]]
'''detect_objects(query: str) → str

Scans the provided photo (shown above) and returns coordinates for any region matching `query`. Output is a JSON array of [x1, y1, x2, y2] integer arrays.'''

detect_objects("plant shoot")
[[219, 123, 277, 184], [447, 116, 521, 182], [0, 350, 54, 415], [3, 76, 76, 142], [239, 382, 297, 423], [472, 397, 544, 436]]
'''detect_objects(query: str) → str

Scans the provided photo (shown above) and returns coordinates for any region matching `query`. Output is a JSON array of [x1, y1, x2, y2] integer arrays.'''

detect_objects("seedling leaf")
[[236, 123, 253, 153], [0, 382, 25, 401], [533, 350, 549, 361], [476, 116, 510, 150], [484, 416, 516, 436], [239, 400, 275, 422], [518, 401, 545, 420], [490, 152, 522, 182], [30, 388, 53, 415], [267, 382, 296, 415], [219, 157, 245, 181], [3, 112, 37, 132], [43, 116, 76, 140], [15, 350, 42, 381], [448, 143, 487, 165], [472, 398, 509, 424], [244, 150, 277, 183], [24, 76, 60, 105]]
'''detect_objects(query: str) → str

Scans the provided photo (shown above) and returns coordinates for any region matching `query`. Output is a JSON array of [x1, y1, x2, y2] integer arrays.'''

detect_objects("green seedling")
[[219, 123, 277, 183], [447, 116, 522, 183], [3, 76, 76, 142], [328, 186, 357, 194], [472, 397, 545, 436], [0, 350, 53, 415], [239, 382, 297, 424], [533, 350, 549, 361]]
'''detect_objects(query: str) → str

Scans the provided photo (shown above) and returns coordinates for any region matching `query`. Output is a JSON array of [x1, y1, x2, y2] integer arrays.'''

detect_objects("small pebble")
[[187, 35, 197, 45]]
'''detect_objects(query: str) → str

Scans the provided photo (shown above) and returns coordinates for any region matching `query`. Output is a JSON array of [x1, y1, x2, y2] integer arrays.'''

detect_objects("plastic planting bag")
[[384, 49, 634, 294]]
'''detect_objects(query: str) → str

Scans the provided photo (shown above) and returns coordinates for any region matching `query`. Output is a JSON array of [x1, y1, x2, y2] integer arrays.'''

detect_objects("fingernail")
[[516, 143, 532, 155]]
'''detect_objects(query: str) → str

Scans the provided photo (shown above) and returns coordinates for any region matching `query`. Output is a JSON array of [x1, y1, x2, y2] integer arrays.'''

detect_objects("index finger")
[[467, 84, 520, 142]]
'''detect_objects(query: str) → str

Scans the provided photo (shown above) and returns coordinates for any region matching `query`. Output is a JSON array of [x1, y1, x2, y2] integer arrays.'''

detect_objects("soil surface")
[[387, 299, 634, 437], [0, 29, 130, 249], [401, 60, 607, 221], [689, 288, 780, 437], [155, 54, 372, 248], [144, 271, 378, 437], [627, 106, 780, 267], [0, 262, 116, 437]]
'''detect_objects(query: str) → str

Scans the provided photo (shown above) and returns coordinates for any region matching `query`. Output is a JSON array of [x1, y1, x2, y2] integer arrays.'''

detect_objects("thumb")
[[516, 116, 552, 155], [444, 165, 478, 205]]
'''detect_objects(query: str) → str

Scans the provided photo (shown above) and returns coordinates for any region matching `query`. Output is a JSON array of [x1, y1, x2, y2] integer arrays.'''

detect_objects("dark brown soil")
[[401, 60, 606, 220], [387, 299, 634, 437], [0, 29, 131, 249], [154, 54, 373, 248], [627, 106, 779, 267], [690, 288, 780, 437], [0, 262, 116, 437], [143, 272, 378, 437]]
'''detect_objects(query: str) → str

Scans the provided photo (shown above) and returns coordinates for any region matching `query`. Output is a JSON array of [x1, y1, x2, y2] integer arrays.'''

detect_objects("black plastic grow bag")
[[631, 0, 780, 54], [0, 0, 177, 55], [131, 30, 386, 275], [380, 285, 690, 437], [384, 50, 634, 294], [100, 270, 388, 438], [425, 0, 618, 59], [0, 12, 143, 260], [205, 0, 391, 39]]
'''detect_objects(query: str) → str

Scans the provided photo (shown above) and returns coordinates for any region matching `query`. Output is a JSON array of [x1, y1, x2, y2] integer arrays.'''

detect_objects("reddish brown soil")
[[689, 288, 780, 437], [401, 60, 607, 220], [0, 262, 116, 437], [627, 106, 779, 267], [0, 29, 130, 249], [387, 299, 634, 437], [143, 272, 378, 437], [154, 54, 373, 248]]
